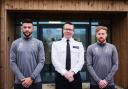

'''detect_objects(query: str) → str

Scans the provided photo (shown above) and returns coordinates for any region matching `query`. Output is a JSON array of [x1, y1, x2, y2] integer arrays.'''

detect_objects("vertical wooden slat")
[[1, 0, 7, 89], [0, 0, 2, 88], [112, 13, 128, 89], [29, 0, 34, 10], [14, 0, 19, 10], [6, 12, 15, 89], [33, 0, 37, 10], [122, 13, 128, 89], [112, 17, 119, 85]]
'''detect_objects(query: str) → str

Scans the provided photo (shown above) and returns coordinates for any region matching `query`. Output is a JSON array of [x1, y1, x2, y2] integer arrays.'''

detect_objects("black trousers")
[[14, 82, 42, 89], [90, 84, 115, 89], [55, 72, 82, 89]]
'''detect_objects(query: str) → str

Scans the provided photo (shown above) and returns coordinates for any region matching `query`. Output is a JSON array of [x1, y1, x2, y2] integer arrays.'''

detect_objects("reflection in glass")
[[74, 28, 86, 47], [42, 28, 62, 83], [91, 26, 97, 44], [32, 26, 37, 38], [15, 26, 21, 38]]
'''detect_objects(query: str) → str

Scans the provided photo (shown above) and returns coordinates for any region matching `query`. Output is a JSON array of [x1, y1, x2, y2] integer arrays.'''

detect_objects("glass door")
[[39, 26, 63, 83], [73, 26, 90, 82], [38, 22, 90, 83]]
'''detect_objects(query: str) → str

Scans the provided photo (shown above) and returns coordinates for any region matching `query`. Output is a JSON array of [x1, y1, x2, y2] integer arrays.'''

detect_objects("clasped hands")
[[64, 71, 75, 82], [98, 79, 108, 89], [21, 77, 33, 88]]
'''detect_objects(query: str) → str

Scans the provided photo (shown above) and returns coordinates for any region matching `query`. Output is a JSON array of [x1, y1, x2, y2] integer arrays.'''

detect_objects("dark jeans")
[[90, 84, 115, 89], [55, 72, 82, 89], [14, 82, 42, 89]]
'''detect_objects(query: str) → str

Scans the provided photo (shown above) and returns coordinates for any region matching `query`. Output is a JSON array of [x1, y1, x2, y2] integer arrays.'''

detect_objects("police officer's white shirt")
[[52, 37, 84, 76]]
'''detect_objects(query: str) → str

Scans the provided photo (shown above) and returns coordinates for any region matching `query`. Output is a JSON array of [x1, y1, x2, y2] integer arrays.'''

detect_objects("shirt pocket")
[[71, 48, 79, 52], [57, 48, 66, 57], [58, 48, 66, 53], [71, 49, 79, 59]]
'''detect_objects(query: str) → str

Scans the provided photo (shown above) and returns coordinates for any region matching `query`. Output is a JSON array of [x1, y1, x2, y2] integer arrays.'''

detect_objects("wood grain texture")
[[4, 0, 128, 11]]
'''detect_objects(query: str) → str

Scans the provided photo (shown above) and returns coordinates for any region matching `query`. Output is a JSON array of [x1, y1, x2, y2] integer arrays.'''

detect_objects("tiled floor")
[[43, 83, 124, 89]]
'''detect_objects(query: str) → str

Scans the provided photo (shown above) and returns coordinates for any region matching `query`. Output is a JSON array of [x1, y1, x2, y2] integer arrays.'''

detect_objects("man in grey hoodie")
[[10, 19, 45, 89], [86, 26, 118, 89]]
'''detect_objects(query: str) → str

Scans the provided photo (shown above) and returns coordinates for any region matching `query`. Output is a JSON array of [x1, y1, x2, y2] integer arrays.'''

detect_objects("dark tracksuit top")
[[10, 36, 45, 84], [86, 42, 118, 86]]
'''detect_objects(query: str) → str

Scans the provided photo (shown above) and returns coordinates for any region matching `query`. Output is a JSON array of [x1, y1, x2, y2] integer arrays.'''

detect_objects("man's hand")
[[102, 80, 108, 87], [99, 80, 108, 89], [21, 77, 33, 88], [64, 71, 75, 82]]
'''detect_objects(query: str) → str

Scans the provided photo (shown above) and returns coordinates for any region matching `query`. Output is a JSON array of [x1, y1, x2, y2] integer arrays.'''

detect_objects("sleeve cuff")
[[70, 69, 78, 74], [96, 79, 101, 84], [61, 70, 68, 76], [19, 75, 25, 81], [30, 74, 35, 80], [105, 78, 109, 83]]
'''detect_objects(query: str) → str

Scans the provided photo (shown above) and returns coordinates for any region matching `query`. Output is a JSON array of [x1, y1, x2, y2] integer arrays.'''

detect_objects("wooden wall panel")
[[112, 13, 128, 89], [0, 0, 6, 89], [0, 6, 15, 89], [0, 0, 2, 88], [4, 0, 128, 11], [6, 12, 15, 89]]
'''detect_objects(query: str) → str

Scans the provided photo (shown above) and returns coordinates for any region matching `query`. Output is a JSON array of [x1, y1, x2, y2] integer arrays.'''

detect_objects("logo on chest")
[[18, 42, 23, 50]]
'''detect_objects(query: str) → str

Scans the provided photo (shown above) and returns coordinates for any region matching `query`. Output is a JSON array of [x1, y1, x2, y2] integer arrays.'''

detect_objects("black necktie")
[[66, 40, 71, 70]]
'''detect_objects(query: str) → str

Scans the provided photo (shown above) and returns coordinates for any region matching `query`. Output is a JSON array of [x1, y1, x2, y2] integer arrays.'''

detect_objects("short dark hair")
[[64, 21, 73, 26], [22, 18, 33, 24], [63, 21, 74, 29], [96, 26, 108, 33]]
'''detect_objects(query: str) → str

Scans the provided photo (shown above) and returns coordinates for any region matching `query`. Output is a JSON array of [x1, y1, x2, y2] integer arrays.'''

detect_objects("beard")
[[23, 32, 32, 38], [98, 37, 105, 43]]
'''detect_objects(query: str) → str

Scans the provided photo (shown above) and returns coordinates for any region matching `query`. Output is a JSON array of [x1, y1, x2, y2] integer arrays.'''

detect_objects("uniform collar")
[[62, 37, 74, 42]]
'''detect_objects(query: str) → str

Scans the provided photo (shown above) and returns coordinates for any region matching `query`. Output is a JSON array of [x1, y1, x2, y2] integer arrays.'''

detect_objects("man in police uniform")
[[52, 22, 84, 89]]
